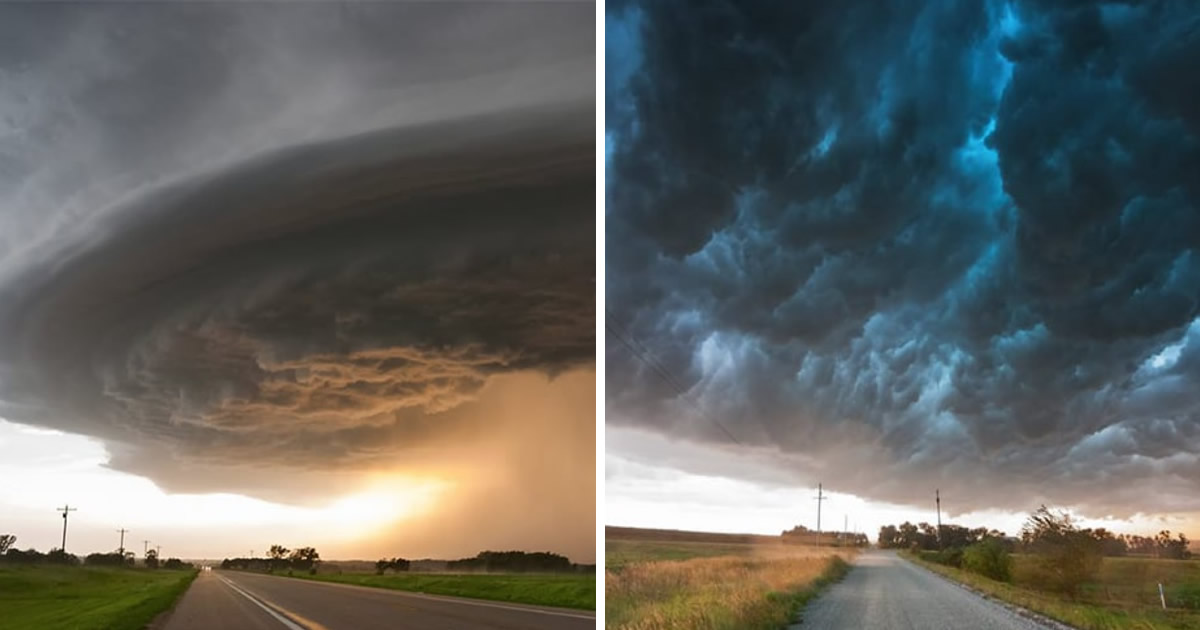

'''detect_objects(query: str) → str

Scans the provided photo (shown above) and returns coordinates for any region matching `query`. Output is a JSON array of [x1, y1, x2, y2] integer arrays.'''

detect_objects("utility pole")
[[117, 528, 129, 556], [814, 483, 827, 547], [143, 540, 151, 556], [56, 505, 76, 552], [936, 488, 943, 549]]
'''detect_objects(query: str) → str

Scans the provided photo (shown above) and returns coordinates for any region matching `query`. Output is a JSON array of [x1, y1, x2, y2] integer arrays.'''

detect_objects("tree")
[[268, 545, 290, 572], [289, 547, 320, 571], [145, 548, 159, 569], [1021, 506, 1102, 596], [0, 535, 15, 555], [46, 548, 79, 565], [878, 525, 899, 548], [164, 558, 193, 570], [375, 557, 411, 574]]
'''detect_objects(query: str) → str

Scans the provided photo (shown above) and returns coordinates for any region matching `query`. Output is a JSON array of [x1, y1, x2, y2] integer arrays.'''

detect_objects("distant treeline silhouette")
[[222, 548, 593, 575], [0, 534, 192, 569], [220, 545, 321, 573], [446, 551, 576, 572], [781, 525, 869, 547]]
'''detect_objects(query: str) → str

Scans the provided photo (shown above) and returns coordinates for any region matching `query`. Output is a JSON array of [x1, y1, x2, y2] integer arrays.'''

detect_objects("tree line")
[[781, 525, 870, 547], [879, 506, 1194, 596], [0, 534, 192, 570], [878, 517, 1191, 560], [379, 550, 589, 574], [220, 545, 321, 573]]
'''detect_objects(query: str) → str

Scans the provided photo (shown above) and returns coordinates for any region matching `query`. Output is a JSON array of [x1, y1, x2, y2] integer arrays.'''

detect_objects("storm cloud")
[[606, 0, 1200, 518], [0, 0, 594, 521]]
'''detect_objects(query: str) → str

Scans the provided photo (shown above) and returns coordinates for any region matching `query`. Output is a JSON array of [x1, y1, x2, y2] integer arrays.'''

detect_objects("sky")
[[0, 3, 595, 562], [605, 0, 1200, 541]]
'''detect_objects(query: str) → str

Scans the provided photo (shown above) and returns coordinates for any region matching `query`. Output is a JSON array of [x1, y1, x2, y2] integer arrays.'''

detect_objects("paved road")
[[157, 569, 596, 630], [792, 551, 1057, 630]]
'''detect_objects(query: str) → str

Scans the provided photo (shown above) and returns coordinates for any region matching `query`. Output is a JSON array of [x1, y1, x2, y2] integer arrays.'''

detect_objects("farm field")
[[286, 570, 596, 610], [606, 526, 853, 630], [907, 552, 1200, 630], [0, 565, 197, 630]]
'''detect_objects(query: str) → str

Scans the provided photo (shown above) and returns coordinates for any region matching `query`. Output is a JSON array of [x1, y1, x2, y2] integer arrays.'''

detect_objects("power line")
[[814, 483, 827, 547], [936, 488, 943, 550], [56, 505, 76, 553], [604, 310, 742, 445]]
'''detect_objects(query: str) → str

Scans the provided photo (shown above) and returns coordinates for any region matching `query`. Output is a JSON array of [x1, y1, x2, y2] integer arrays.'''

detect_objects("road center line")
[[217, 575, 311, 630]]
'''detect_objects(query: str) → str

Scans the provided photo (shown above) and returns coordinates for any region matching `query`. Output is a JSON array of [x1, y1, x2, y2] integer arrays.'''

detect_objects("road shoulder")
[[900, 553, 1077, 630]]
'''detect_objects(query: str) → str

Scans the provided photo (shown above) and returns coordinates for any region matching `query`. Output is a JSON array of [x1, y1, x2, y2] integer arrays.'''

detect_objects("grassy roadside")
[[0, 565, 197, 630], [903, 552, 1200, 630], [282, 571, 595, 610], [606, 549, 852, 629]]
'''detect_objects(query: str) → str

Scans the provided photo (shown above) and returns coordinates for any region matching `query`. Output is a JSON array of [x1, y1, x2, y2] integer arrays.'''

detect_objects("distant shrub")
[[85, 552, 128, 567], [3, 548, 45, 564], [918, 548, 963, 568], [962, 539, 1012, 582], [46, 549, 79, 566]]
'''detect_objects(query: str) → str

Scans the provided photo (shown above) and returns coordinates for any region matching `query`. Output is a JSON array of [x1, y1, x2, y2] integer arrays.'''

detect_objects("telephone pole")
[[814, 483, 827, 547], [936, 489, 943, 549], [116, 528, 129, 556], [143, 540, 151, 556], [56, 505, 76, 552]]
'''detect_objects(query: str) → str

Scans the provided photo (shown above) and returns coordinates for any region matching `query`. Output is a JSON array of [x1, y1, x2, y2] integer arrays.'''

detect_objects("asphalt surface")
[[792, 551, 1057, 630], [157, 569, 596, 630]]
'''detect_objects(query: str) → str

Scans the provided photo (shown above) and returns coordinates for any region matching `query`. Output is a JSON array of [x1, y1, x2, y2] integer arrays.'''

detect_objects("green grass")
[[904, 552, 1200, 630], [0, 565, 197, 630], [285, 571, 595, 610], [606, 538, 759, 571]]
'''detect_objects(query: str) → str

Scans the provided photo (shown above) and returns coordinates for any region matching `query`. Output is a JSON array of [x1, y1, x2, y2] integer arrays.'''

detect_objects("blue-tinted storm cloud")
[[606, 0, 1200, 518], [0, 2, 594, 514]]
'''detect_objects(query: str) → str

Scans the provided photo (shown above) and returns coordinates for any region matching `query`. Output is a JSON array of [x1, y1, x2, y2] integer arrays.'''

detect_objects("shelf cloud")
[[0, 1, 595, 557], [606, 0, 1200, 519]]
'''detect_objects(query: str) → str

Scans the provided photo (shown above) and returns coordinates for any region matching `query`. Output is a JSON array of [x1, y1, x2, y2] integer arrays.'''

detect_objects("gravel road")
[[792, 550, 1060, 630]]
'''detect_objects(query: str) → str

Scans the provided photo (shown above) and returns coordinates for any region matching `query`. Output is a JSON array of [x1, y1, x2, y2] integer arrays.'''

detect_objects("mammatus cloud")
[[0, 1, 595, 554], [606, 0, 1200, 519]]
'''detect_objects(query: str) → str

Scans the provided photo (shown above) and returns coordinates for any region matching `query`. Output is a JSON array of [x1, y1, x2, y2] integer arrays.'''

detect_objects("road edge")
[[143, 570, 201, 630], [899, 553, 1078, 630], [786, 554, 854, 628]]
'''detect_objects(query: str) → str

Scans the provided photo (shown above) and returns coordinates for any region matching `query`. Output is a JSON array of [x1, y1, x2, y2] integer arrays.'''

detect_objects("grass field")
[[0, 565, 197, 630], [606, 528, 854, 629], [288, 571, 595, 610], [607, 538, 762, 571], [906, 552, 1200, 630]]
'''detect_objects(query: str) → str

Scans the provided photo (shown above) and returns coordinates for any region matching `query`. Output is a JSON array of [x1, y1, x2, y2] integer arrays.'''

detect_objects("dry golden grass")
[[606, 543, 852, 630]]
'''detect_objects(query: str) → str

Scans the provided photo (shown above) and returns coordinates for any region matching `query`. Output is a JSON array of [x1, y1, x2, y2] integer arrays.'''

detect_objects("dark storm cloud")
[[0, 3, 594, 493], [606, 0, 1200, 517]]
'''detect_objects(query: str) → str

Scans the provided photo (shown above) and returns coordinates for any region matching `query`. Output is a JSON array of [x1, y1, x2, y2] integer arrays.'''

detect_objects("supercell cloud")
[[606, 0, 1200, 518], [0, 0, 594, 533]]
